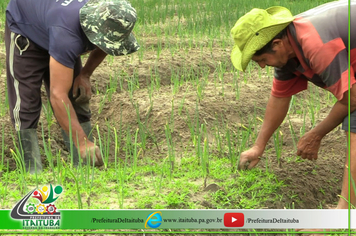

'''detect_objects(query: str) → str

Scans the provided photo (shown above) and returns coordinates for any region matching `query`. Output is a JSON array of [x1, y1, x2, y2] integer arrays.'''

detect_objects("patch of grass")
[[208, 162, 286, 209], [0, 151, 286, 211]]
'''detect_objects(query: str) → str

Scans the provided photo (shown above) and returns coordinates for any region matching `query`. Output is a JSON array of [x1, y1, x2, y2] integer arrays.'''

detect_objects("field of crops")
[[0, 0, 351, 234]]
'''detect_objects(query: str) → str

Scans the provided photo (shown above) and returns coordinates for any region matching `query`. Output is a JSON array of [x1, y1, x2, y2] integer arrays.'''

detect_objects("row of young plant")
[[0, 71, 336, 206], [0, 121, 286, 211], [0, 49, 338, 211], [130, 0, 334, 38], [0, 67, 333, 160]]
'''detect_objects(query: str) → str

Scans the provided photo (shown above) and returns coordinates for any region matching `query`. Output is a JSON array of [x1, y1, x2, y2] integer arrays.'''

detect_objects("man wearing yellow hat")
[[231, 0, 356, 213]]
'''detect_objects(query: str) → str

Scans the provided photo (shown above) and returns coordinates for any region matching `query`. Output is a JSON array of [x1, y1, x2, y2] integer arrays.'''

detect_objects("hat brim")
[[231, 45, 244, 71], [92, 32, 140, 56]]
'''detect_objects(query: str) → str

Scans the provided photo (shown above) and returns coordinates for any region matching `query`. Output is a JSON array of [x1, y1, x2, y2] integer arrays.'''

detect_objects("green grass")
[[0, 154, 284, 210], [132, 0, 333, 36]]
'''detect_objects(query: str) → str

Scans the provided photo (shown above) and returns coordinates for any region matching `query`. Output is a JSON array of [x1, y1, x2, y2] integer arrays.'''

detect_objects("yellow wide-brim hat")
[[230, 6, 294, 71]]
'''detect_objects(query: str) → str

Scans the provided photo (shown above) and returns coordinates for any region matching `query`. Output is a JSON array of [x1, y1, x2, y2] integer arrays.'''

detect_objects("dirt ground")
[[0, 36, 347, 210]]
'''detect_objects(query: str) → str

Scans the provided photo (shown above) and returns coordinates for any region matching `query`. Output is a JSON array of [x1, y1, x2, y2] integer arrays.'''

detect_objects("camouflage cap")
[[79, 0, 140, 56]]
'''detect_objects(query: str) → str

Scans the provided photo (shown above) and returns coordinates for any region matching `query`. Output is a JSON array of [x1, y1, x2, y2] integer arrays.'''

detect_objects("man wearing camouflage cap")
[[5, 0, 139, 173], [231, 0, 356, 218]]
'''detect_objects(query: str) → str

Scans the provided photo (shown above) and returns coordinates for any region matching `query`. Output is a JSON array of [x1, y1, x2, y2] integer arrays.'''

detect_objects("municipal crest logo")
[[11, 184, 63, 229]]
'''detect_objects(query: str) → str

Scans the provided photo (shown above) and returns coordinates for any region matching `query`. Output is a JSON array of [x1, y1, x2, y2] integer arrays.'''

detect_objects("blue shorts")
[[342, 109, 356, 133]]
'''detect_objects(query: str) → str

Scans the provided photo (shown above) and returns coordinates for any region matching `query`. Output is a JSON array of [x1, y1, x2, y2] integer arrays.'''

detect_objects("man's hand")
[[73, 74, 92, 104], [238, 146, 263, 170], [296, 131, 323, 160], [237, 95, 291, 171], [79, 142, 104, 167]]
